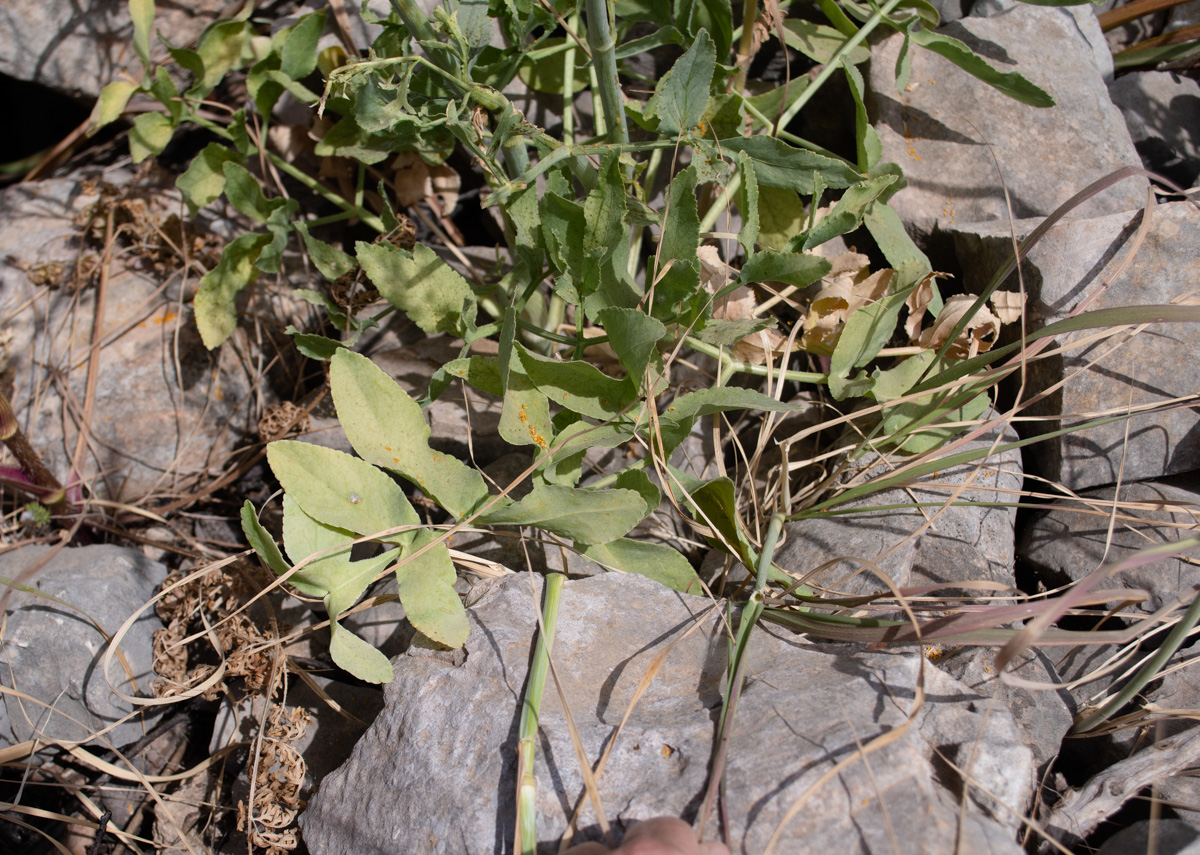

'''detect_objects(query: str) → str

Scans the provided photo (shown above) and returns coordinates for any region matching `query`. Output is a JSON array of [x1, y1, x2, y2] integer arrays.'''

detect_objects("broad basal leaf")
[[476, 483, 647, 545], [266, 441, 418, 546], [584, 538, 702, 594], [330, 349, 490, 518], [646, 29, 715, 135], [395, 529, 469, 648], [910, 28, 1054, 108], [516, 344, 639, 419], [357, 241, 477, 337], [176, 143, 240, 214], [193, 232, 272, 349], [597, 307, 666, 391]]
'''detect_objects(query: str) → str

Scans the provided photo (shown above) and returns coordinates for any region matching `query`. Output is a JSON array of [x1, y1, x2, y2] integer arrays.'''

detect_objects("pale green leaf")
[[241, 500, 289, 576], [612, 468, 660, 516], [675, 0, 732, 58], [195, 20, 250, 95], [518, 38, 591, 93], [842, 60, 882, 172], [193, 232, 271, 349], [295, 223, 356, 281], [517, 344, 638, 419], [329, 616, 395, 683], [757, 185, 807, 251], [583, 153, 626, 259], [828, 292, 908, 399], [499, 359, 553, 451], [878, 386, 991, 454], [795, 174, 897, 252], [718, 136, 861, 193], [266, 441, 418, 546], [281, 12, 326, 80], [176, 143, 239, 214], [870, 351, 936, 402], [129, 112, 173, 163], [597, 308, 666, 391], [736, 151, 759, 258], [222, 162, 276, 224], [910, 28, 1054, 108], [738, 251, 830, 288], [130, 0, 155, 70], [443, 355, 503, 397], [646, 29, 715, 135], [782, 19, 870, 65], [330, 349, 490, 518], [395, 529, 469, 648], [89, 80, 139, 132], [584, 538, 702, 594], [476, 483, 647, 545], [357, 241, 477, 337]]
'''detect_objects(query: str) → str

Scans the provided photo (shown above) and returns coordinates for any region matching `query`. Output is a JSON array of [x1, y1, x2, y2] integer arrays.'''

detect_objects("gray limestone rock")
[[868, 5, 1144, 245], [950, 202, 1200, 490], [0, 174, 271, 502], [0, 544, 165, 748], [301, 573, 1031, 854], [770, 417, 1022, 600], [1020, 478, 1200, 613], [0, 0, 226, 101], [1096, 820, 1200, 855], [1109, 71, 1200, 191]]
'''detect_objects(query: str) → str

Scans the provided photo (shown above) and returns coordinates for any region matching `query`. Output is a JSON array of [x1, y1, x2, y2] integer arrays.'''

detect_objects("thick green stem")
[[388, 0, 461, 75], [515, 572, 566, 855], [733, 0, 760, 95], [584, 0, 628, 149]]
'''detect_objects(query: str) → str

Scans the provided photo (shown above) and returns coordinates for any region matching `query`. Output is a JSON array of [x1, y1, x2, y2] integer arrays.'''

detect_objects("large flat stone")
[[868, 5, 1145, 244], [301, 573, 1031, 854], [950, 202, 1200, 490]]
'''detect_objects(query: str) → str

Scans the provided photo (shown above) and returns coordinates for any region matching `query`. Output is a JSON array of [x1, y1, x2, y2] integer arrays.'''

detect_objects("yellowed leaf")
[[990, 290, 1025, 325], [798, 264, 891, 356], [916, 294, 1001, 359]]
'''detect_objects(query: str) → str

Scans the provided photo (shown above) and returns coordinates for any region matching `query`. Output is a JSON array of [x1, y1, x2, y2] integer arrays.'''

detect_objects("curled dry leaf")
[[697, 246, 791, 364], [990, 289, 1026, 324], [799, 251, 890, 356], [392, 150, 461, 213], [915, 294, 1001, 359]]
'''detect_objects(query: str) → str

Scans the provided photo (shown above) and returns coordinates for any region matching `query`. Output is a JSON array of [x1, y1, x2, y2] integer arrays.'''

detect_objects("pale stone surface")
[[1020, 478, 1200, 613], [0, 545, 164, 748], [301, 573, 1031, 854], [950, 202, 1200, 490], [868, 5, 1144, 244], [0, 0, 227, 101], [1109, 71, 1200, 191], [0, 174, 274, 503]]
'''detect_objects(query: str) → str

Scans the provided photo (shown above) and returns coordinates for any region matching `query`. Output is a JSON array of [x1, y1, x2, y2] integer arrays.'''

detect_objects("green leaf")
[[674, 0, 732, 60], [878, 386, 991, 454], [842, 60, 882, 172], [757, 185, 807, 251], [694, 317, 778, 348], [267, 440, 419, 546], [193, 232, 271, 349], [330, 349, 490, 518], [517, 344, 639, 419], [395, 529, 469, 648], [584, 538, 702, 593], [222, 162, 275, 224], [583, 153, 627, 260], [281, 495, 399, 611], [909, 28, 1054, 108], [782, 19, 870, 65], [718, 136, 861, 193], [89, 80, 139, 132], [443, 355, 504, 397], [669, 470, 752, 565], [655, 165, 701, 309], [281, 12, 327, 80], [287, 328, 345, 361], [329, 616, 395, 683], [663, 386, 807, 423], [357, 242, 477, 337], [499, 359, 553, 452], [241, 500, 289, 576], [541, 192, 586, 280], [194, 20, 250, 96], [518, 38, 591, 93], [295, 223, 356, 281], [129, 112, 173, 163], [793, 174, 898, 252], [130, 0, 155, 71], [612, 468, 660, 516], [864, 201, 931, 288], [476, 483, 647, 545], [646, 30, 715, 135], [597, 308, 666, 391], [828, 293, 908, 400], [738, 251, 830, 288], [869, 351, 935, 402], [736, 151, 759, 258]]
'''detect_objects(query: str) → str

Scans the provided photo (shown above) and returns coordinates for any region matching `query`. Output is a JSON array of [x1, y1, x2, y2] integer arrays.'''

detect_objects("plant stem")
[[733, 0, 760, 95], [584, 0, 628, 150], [774, 0, 906, 135], [515, 572, 566, 855], [684, 335, 826, 384], [0, 392, 71, 518]]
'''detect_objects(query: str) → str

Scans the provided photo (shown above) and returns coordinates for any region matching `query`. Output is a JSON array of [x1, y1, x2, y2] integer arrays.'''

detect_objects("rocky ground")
[[1, 0, 1199, 853]]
